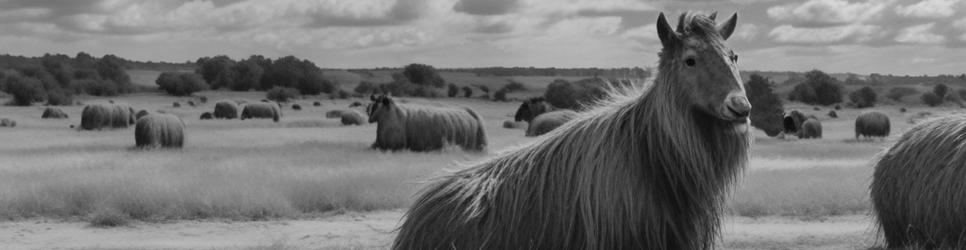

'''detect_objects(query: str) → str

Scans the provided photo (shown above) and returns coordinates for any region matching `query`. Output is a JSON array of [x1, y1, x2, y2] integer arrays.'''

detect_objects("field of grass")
[[0, 89, 959, 228]]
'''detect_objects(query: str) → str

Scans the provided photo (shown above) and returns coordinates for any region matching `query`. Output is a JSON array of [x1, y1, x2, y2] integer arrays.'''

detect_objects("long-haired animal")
[[782, 110, 805, 136], [325, 110, 344, 118], [525, 109, 578, 136], [514, 97, 557, 123], [871, 116, 966, 249], [393, 12, 750, 249], [213, 100, 239, 119], [240, 102, 281, 122], [80, 103, 135, 130], [855, 111, 890, 139], [135, 109, 149, 120], [798, 118, 822, 139], [134, 113, 185, 148], [340, 109, 367, 125], [367, 94, 487, 152], [41, 107, 68, 119], [200, 112, 213, 120]]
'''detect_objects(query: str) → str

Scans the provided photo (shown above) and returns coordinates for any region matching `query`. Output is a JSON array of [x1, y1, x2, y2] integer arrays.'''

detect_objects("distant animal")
[[200, 112, 213, 120], [41, 107, 68, 119], [135, 113, 185, 148], [813, 106, 820, 111], [526, 110, 579, 137], [502, 120, 524, 129], [213, 101, 239, 119], [340, 109, 367, 126], [872, 116, 966, 249], [292, 104, 301, 110], [241, 102, 281, 122], [834, 105, 841, 110], [367, 94, 486, 152], [173, 102, 181, 108], [514, 97, 557, 123], [198, 96, 208, 103], [80, 103, 136, 130], [827, 110, 838, 118], [393, 12, 750, 249], [0, 118, 16, 127], [782, 110, 806, 137], [350, 101, 363, 108], [313, 101, 322, 107], [799, 118, 822, 139], [899, 107, 907, 113], [855, 111, 890, 139], [325, 110, 344, 118], [189, 100, 197, 107], [135, 109, 149, 120]]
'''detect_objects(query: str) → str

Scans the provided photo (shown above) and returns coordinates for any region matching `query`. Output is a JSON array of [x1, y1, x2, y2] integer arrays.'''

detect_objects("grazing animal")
[[80, 103, 136, 130], [834, 104, 841, 110], [813, 106, 820, 111], [782, 110, 806, 136], [855, 111, 890, 139], [173, 102, 181, 108], [899, 107, 907, 113], [241, 102, 281, 122], [350, 101, 363, 108], [135, 109, 150, 120], [135, 113, 185, 148], [367, 94, 487, 152], [798, 118, 822, 139], [41, 107, 68, 119], [871, 116, 966, 249], [213, 101, 239, 119], [525, 110, 578, 136], [514, 97, 557, 123], [325, 110, 345, 118], [393, 12, 750, 250], [292, 104, 301, 110], [187, 100, 196, 107], [198, 96, 208, 103], [0, 118, 16, 127], [827, 110, 838, 118], [200, 112, 213, 120], [313, 101, 322, 107], [340, 109, 367, 125], [502, 120, 524, 129]]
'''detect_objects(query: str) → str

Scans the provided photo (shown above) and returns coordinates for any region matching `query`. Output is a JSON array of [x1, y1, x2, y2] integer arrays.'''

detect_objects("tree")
[[933, 84, 949, 99], [355, 81, 375, 94], [787, 70, 843, 105], [744, 74, 784, 137], [922, 92, 943, 107], [94, 54, 133, 92], [229, 60, 264, 91], [263, 56, 336, 94], [266, 86, 299, 102], [2, 73, 45, 106], [195, 55, 236, 89], [504, 80, 526, 92], [462, 86, 473, 97], [447, 83, 459, 97], [886, 87, 918, 102], [493, 88, 508, 102], [402, 63, 445, 88], [848, 86, 877, 108], [156, 72, 208, 96]]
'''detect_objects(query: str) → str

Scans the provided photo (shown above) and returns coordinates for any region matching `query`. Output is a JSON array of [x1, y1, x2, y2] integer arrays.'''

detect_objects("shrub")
[[45, 88, 73, 106], [787, 70, 843, 105], [337, 89, 350, 99], [504, 80, 526, 92], [447, 83, 459, 97], [493, 88, 509, 102], [156, 72, 208, 96], [94, 54, 133, 93], [402, 63, 445, 88], [75, 79, 120, 96], [946, 91, 963, 107], [462, 86, 473, 97], [934, 84, 949, 99], [477, 85, 490, 94], [229, 60, 263, 91], [2, 74, 45, 106], [922, 92, 942, 107], [354, 81, 375, 94], [744, 74, 785, 137], [886, 87, 919, 102], [848, 86, 877, 108], [266, 87, 299, 102], [543, 78, 608, 110]]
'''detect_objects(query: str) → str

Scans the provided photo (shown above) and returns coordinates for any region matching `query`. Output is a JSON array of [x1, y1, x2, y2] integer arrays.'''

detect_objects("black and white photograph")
[[0, 0, 965, 249]]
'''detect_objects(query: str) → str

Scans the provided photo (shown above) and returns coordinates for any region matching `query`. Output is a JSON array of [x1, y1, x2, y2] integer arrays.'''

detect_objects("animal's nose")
[[727, 95, 751, 118]]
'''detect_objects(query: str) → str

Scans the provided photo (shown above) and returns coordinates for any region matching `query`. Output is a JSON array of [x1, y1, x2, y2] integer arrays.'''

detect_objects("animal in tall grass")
[[513, 97, 557, 123], [41, 107, 68, 119], [292, 104, 301, 110], [799, 118, 822, 139], [855, 111, 890, 139], [526, 110, 579, 136], [0, 118, 16, 127], [80, 103, 136, 130], [241, 102, 281, 122], [367, 94, 487, 152], [200, 112, 213, 120], [213, 100, 239, 119], [135, 113, 185, 148], [871, 116, 966, 249], [340, 109, 367, 126], [393, 12, 750, 249], [782, 110, 805, 136]]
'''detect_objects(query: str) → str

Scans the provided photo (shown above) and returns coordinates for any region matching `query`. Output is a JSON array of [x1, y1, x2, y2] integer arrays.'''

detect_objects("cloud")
[[453, 0, 520, 15], [734, 24, 760, 40], [766, 0, 890, 26], [473, 21, 514, 34], [895, 0, 959, 18], [895, 23, 945, 44], [768, 24, 881, 44]]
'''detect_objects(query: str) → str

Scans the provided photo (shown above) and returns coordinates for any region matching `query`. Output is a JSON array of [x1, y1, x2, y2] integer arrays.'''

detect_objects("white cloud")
[[734, 24, 760, 40], [766, 0, 891, 25], [768, 24, 881, 43], [895, 23, 945, 44], [895, 0, 959, 18]]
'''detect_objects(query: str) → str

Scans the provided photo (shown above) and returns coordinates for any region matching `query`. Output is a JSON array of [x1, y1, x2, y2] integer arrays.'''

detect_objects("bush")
[[921, 92, 942, 107], [744, 74, 784, 137], [946, 91, 963, 107], [848, 86, 877, 108], [493, 88, 508, 102], [886, 87, 919, 102], [477, 85, 490, 94], [337, 89, 350, 99], [354, 81, 375, 94], [787, 70, 843, 105], [74, 79, 119, 96], [266, 87, 299, 102], [156, 72, 208, 96], [504, 80, 526, 92], [934, 84, 949, 99], [462, 86, 473, 97], [229, 60, 263, 91], [45, 88, 73, 106], [94, 54, 133, 92], [402, 63, 445, 88], [543, 78, 608, 110], [447, 83, 459, 97], [2, 74, 45, 106]]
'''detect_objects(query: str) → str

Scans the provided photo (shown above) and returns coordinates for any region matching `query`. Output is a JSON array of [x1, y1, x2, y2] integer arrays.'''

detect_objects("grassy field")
[[0, 90, 958, 229]]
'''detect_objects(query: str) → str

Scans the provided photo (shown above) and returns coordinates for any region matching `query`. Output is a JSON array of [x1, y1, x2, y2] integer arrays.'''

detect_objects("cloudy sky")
[[0, 0, 963, 75]]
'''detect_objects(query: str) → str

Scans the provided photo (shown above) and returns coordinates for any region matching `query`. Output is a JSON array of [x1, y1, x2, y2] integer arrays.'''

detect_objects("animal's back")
[[526, 110, 578, 136], [400, 104, 485, 151]]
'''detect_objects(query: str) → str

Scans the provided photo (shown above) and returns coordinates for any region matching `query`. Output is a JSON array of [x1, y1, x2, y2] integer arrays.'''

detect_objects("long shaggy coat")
[[340, 110, 367, 126], [41, 107, 68, 119], [393, 12, 750, 250], [872, 115, 966, 248], [80, 103, 136, 130], [855, 111, 890, 139], [783, 110, 805, 135], [514, 97, 557, 123], [241, 102, 281, 122], [135, 113, 185, 148], [798, 118, 822, 139], [525, 110, 578, 136], [214, 100, 239, 119], [368, 96, 487, 152]]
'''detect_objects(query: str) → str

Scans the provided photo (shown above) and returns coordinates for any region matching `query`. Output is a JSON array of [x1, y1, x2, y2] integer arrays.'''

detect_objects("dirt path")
[[0, 211, 877, 249]]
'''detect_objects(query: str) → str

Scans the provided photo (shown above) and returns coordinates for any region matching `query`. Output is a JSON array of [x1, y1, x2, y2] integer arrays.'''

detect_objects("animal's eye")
[[685, 58, 696, 67]]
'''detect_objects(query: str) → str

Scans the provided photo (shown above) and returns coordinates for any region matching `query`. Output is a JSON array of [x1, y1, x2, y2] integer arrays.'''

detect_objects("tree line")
[[0, 52, 133, 106]]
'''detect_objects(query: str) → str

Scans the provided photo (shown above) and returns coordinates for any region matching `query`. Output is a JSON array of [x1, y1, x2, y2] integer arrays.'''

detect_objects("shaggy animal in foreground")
[[782, 110, 806, 136], [393, 12, 750, 249], [80, 103, 136, 130], [799, 118, 822, 139], [367, 95, 487, 152], [135, 113, 185, 148], [855, 111, 890, 139], [872, 116, 966, 249], [526, 110, 579, 136], [200, 112, 213, 120], [41, 107, 68, 119], [340, 109, 367, 125], [325, 110, 345, 118], [213, 101, 239, 119], [241, 102, 281, 122], [0, 118, 16, 127]]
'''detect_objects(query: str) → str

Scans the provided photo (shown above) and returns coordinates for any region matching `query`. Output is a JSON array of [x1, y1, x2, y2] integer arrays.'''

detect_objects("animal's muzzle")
[[726, 95, 751, 119]]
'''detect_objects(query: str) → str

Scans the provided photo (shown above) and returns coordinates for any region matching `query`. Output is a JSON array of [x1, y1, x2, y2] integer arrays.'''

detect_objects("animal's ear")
[[709, 11, 717, 22], [717, 12, 738, 40], [656, 12, 679, 48]]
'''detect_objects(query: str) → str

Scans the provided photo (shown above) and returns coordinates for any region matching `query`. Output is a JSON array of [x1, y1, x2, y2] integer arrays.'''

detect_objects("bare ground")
[[0, 211, 877, 250]]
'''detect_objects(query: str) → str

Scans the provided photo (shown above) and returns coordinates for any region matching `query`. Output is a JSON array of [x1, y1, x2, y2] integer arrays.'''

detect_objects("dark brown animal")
[[41, 107, 68, 119]]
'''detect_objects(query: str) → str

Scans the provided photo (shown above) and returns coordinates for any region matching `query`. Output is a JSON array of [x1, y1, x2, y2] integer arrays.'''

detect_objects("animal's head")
[[657, 12, 750, 123], [514, 97, 546, 122], [514, 101, 531, 122], [368, 94, 397, 123]]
